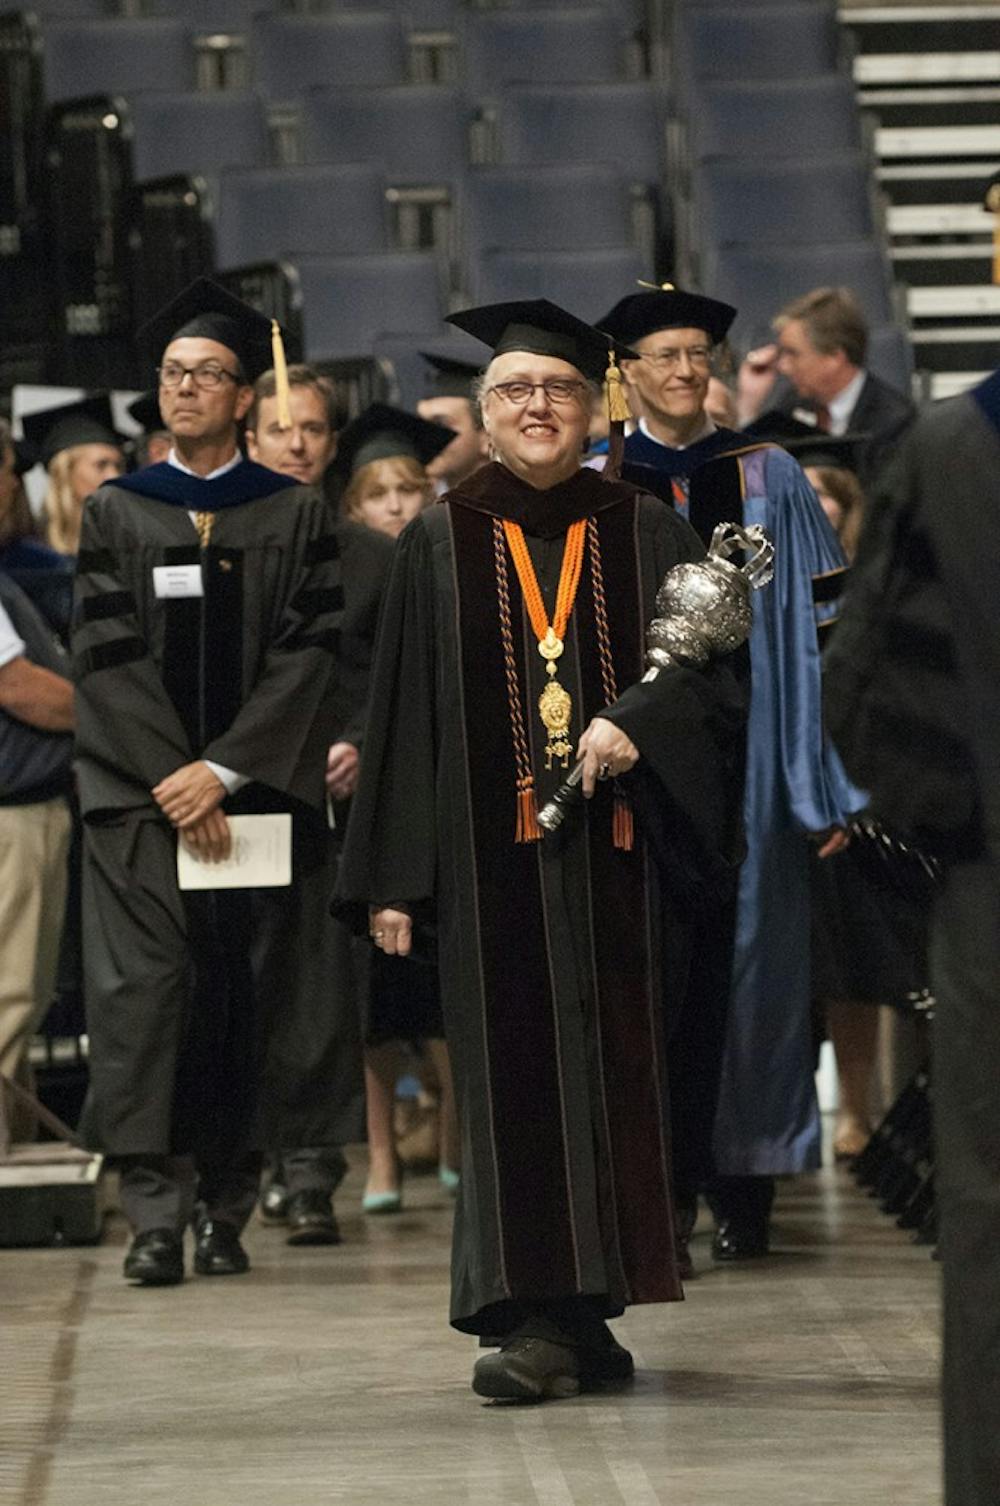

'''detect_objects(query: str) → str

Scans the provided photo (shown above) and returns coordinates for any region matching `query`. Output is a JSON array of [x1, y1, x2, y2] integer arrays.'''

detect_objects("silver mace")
[[537, 521, 775, 833]]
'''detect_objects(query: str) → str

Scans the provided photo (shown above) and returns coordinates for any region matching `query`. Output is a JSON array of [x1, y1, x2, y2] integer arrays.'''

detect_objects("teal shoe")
[[362, 1188, 402, 1215], [439, 1165, 460, 1195]]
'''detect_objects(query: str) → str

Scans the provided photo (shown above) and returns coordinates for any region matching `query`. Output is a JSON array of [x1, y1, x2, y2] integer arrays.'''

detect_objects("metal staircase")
[[841, 3, 1000, 397]]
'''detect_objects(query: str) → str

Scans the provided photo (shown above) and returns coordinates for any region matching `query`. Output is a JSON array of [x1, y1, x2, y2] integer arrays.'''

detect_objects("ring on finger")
[[599, 762, 612, 780]]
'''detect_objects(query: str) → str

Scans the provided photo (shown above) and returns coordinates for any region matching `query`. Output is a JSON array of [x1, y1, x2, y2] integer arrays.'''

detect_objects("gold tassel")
[[271, 318, 292, 430], [987, 179, 1000, 284], [613, 791, 634, 852], [604, 353, 631, 425], [516, 778, 541, 843]]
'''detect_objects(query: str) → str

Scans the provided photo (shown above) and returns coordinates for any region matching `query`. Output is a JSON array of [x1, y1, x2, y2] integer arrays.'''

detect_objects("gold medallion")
[[538, 626, 564, 677], [539, 678, 574, 770]]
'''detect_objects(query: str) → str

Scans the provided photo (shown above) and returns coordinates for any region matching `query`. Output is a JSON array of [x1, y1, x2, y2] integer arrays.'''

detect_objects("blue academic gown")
[[627, 428, 864, 1175]]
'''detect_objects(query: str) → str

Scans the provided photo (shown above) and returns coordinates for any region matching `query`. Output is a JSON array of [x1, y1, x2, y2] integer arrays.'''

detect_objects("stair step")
[[855, 50, 1000, 84], [876, 123, 1000, 157]]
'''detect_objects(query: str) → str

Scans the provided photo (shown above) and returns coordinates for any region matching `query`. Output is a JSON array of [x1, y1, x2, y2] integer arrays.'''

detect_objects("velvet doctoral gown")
[[336, 462, 748, 1335], [72, 460, 355, 1157], [685, 445, 865, 1176]]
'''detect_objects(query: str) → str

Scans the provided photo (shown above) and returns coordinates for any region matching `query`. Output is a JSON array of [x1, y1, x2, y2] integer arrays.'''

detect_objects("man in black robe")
[[337, 300, 747, 1401], [244, 363, 391, 1244], [825, 364, 1000, 1506], [74, 279, 347, 1285]]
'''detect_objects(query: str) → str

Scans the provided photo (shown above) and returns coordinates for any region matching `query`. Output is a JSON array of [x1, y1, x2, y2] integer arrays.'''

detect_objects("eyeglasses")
[[486, 379, 589, 406], [157, 362, 241, 390], [638, 346, 713, 371]]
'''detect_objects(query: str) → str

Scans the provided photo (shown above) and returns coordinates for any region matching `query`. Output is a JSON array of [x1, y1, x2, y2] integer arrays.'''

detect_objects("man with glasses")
[[73, 279, 346, 1286], [337, 299, 748, 1400], [602, 285, 862, 1273]]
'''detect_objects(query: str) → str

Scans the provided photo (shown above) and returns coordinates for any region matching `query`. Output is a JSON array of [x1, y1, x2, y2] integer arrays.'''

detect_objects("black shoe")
[[711, 1218, 770, 1262], [473, 1335, 581, 1402], [193, 1219, 250, 1276], [577, 1330, 635, 1388], [123, 1228, 184, 1286], [285, 1189, 341, 1247], [258, 1179, 289, 1225]]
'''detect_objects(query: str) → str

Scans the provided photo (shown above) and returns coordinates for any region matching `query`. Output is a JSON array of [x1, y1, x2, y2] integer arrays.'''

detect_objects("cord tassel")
[[271, 318, 292, 430], [612, 789, 634, 852], [516, 779, 541, 843]]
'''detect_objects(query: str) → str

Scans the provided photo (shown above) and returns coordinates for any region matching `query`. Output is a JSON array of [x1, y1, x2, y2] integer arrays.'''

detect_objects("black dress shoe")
[[258, 1178, 289, 1224], [285, 1189, 341, 1246], [123, 1228, 184, 1286], [577, 1330, 635, 1387], [473, 1335, 581, 1402], [193, 1220, 250, 1276], [711, 1218, 770, 1262]]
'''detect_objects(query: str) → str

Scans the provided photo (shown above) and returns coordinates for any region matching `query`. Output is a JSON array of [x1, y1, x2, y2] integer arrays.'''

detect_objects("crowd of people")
[[1, 259, 996, 1492]]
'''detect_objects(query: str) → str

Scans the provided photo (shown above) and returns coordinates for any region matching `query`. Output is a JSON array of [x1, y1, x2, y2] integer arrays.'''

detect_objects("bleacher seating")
[[251, 12, 409, 99], [711, 241, 898, 347], [41, 17, 197, 102], [474, 247, 648, 314], [683, 76, 863, 165], [300, 86, 471, 186], [215, 163, 390, 268], [460, 7, 627, 95], [674, 1, 844, 83], [128, 91, 269, 183], [694, 153, 877, 251], [497, 82, 666, 184], [289, 252, 446, 362], [461, 163, 634, 259]]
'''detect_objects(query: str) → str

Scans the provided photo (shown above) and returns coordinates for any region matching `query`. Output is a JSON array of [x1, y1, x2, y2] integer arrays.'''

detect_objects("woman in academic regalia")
[[336, 300, 748, 1402], [21, 395, 125, 559]]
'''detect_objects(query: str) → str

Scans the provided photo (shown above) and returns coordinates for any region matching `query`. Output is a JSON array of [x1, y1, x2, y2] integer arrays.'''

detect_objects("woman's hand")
[[576, 717, 640, 798], [369, 905, 413, 957]]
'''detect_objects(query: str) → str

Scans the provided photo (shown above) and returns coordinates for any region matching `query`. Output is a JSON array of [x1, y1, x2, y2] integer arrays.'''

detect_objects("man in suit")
[[773, 285, 914, 485]]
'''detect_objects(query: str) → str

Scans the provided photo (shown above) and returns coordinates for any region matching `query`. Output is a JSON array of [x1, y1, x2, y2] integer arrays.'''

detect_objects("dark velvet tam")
[[21, 394, 123, 470], [447, 298, 635, 384], [335, 402, 455, 477], [137, 276, 282, 383], [599, 287, 737, 348]]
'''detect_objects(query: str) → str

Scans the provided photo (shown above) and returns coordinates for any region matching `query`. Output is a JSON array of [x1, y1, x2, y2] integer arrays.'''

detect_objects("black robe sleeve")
[[328, 523, 394, 753], [335, 517, 438, 929], [600, 499, 749, 896], [202, 495, 344, 809], [73, 495, 194, 801]]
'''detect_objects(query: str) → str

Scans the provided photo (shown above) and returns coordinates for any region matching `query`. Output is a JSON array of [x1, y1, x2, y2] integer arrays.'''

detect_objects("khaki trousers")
[[0, 798, 72, 1138]]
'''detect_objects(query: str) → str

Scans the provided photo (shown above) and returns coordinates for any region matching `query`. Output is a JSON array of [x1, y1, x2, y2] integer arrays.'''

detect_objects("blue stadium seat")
[[300, 87, 471, 185], [676, 1, 842, 81], [711, 241, 897, 347], [461, 7, 625, 95], [147, 0, 271, 26], [128, 91, 269, 183], [687, 75, 862, 163], [462, 164, 633, 260], [868, 324, 915, 393], [695, 153, 876, 250], [474, 247, 648, 316], [498, 83, 666, 184], [372, 329, 485, 411], [215, 163, 389, 267], [291, 253, 446, 361], [251, 12, 408, 99], [41, 17, 196, 102]]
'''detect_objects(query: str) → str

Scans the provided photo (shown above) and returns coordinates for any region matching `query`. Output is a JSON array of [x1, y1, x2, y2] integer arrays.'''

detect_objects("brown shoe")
[[472, 1336, 581, 1402]]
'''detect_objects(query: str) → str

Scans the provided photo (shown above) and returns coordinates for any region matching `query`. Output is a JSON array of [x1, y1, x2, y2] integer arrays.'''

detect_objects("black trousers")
[[931, 858, 1000, 1506]]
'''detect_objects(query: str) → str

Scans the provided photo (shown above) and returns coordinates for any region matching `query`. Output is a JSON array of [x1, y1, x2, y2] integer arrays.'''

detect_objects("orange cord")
[[502, 518, 587, 650]]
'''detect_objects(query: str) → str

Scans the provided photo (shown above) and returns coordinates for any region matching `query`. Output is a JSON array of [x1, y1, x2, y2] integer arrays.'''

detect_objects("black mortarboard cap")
[[446, 298, 635, 383], [600, 285, 737, 348], [419, 346, 482, 400], [136, 276, 281, 385], [127, 389, 166, 433], [21, 394, 124, 470], [335, 402, 455, 478], [743, 410, 865, 473]]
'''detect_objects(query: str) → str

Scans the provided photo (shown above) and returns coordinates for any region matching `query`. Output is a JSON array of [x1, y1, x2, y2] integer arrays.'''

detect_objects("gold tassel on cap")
[[986, 175, 1000, 285], [604, 352, 631, 425], [271, 318, 292, 430]]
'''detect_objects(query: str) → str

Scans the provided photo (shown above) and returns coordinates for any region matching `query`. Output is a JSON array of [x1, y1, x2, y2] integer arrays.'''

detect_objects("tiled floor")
[[1, 1150, 941, 1506]]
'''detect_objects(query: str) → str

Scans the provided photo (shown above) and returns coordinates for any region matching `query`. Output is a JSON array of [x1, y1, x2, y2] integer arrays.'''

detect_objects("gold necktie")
[[193, 511, 214, 549]]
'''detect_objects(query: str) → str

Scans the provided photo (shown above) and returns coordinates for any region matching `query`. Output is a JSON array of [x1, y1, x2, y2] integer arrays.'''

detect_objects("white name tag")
[[153, 564, 203, 599]]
